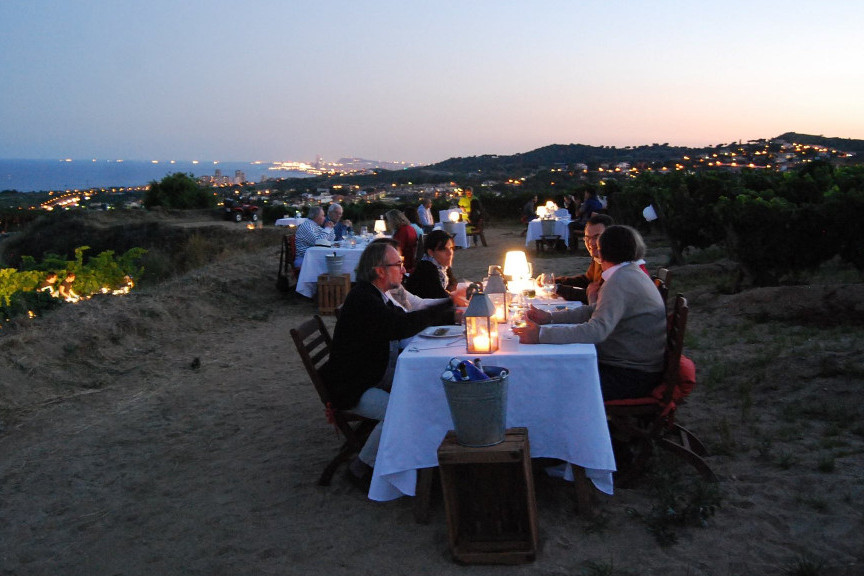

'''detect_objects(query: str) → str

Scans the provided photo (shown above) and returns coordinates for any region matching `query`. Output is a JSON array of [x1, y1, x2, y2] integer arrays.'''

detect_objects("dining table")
[[525, 218, 572, 248], [433, 222, 470, 249], [368, 326, 616, 503], [275, 217, 305, 227], [295, 243, 367, 298]]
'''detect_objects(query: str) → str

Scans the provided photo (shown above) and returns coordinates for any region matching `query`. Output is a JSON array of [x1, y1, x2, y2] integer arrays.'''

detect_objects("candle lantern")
[[374, 216, 387, 236], [464, 287, 499, 354], [484, 267, 509, 323]]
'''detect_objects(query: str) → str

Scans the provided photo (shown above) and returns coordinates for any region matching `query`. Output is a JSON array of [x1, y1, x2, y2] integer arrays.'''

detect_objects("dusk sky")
[[2, 1, 862, 166]]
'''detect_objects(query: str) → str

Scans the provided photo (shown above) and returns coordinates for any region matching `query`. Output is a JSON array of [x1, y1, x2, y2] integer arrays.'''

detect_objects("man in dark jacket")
[[320, 240, 452, 482]]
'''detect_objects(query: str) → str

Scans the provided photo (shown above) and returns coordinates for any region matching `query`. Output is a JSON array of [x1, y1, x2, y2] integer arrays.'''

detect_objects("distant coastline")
[[0, 159, 311, 193]]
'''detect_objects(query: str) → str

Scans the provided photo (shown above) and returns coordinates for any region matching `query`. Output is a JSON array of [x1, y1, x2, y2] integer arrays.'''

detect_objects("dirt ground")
[[1, 221, 862, 575]]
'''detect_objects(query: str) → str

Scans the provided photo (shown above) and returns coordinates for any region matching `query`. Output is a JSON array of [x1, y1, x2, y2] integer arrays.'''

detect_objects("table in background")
[[525, 218, 572, 248], [275, 217, 304, 227], [295, 245, 364, 298], [368, 335, 616, 502], [434, 222, 469, 249]]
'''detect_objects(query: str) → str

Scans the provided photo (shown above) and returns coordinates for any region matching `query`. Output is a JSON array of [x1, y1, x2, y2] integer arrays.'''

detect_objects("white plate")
[[418, 326, 464, 338]]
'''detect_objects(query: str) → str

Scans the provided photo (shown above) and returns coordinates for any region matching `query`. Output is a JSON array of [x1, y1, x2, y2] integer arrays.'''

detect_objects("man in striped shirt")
[[293, 206, 335, 268]]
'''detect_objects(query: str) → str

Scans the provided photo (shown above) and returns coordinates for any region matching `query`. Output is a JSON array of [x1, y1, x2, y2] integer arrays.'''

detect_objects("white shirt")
[[417, 204, 434, 227]]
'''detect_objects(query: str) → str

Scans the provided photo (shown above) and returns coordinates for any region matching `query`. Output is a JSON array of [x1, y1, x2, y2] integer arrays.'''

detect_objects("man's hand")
[[342, 219, 352, 228], [512, 320, 540, 344], [526, 305, 552, 325]]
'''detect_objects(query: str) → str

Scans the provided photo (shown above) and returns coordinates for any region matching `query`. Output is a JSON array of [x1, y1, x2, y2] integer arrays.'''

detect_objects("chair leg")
[[318, 440, 358, 486], [657, 437, 718, 482], [479, 232, 487, 247], [615, 437, 654, 488], [671, 423, 709, 456]]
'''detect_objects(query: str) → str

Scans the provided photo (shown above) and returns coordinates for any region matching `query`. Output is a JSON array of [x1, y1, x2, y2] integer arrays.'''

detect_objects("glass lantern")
[[374, 216, 387, 236], [464, 288, 499, 354], [484, 267, 509, 323]]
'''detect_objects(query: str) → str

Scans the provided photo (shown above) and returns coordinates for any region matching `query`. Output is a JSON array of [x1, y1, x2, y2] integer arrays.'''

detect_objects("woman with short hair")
[[514, 225, 666, 400]]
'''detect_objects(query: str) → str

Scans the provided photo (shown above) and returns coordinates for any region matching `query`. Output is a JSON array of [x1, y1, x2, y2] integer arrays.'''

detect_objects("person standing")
[[458, 188, 473, 220], [293, 206, 335, 268], [417, 198, 434, 234]]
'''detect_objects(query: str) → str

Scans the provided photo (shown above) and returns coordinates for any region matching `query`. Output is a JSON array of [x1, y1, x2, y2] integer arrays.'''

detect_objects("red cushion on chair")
[[676, 354, 696, 399], [605, 355, 696, 408]]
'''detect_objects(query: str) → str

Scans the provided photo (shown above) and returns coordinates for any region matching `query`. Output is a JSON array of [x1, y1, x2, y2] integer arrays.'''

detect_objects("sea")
[[0, 159, 310, 193]]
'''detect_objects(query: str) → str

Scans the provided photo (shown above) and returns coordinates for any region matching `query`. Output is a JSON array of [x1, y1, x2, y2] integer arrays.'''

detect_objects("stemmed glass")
[[542, 273, 555, 297]]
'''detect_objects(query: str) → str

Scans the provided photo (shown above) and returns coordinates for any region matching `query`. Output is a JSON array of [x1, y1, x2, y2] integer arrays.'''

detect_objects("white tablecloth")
[[295, 245, 364, 298], [275, 217, 304, 227], [434, 222, 469, 249], [525, 218, 572, 247], [368, 335, 616, 501]]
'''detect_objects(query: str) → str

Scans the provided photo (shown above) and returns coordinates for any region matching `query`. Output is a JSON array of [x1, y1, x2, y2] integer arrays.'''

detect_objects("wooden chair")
[[652, 267, 671, 307], [277, 233, 301, 292], [466, 219, 487, 247], [604, 294, 716, 487], [290, 315, 377, 486]]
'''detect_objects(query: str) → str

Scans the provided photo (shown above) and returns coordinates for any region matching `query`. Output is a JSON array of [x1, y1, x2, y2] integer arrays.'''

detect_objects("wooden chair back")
[[277, 233, 300, 292], [291, 315, 334, 405], [652, 267, 671, 306], [657, 294, 687, 406]]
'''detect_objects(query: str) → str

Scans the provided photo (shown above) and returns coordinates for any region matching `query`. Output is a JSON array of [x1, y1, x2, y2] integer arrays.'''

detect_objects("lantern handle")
[[465, 282, 482, 301]]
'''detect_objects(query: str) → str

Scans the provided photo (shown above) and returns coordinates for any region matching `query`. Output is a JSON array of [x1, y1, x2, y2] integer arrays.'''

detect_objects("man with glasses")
[[321, 240, 453, 488], [545, 213, 614, 304]]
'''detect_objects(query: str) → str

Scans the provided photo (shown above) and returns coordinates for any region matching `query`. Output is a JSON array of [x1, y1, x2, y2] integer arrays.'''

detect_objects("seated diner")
[[513, 225, 666, 401]]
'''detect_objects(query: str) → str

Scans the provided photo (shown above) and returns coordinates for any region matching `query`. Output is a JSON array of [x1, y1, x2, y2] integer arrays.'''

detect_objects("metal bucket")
[[325, 254, 344, 276], [540, 219, 557, 237], [442, 368, 509, 447], [443, 221, 459, 235]]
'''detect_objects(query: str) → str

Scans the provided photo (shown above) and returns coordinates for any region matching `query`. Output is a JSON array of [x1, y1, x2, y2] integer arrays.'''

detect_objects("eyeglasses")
[[382, 260, 405, 268], [583, 233, 602, 244]]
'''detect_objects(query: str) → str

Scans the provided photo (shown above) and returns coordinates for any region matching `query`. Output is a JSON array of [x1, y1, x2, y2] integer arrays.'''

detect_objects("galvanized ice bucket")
[[325, 254, 344, 276], [442, 366, 509, 447]]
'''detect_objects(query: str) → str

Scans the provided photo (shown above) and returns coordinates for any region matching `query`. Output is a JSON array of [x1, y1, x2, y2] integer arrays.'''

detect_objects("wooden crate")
[[437, 427, 538, 564], [317, 273, 351, 315]]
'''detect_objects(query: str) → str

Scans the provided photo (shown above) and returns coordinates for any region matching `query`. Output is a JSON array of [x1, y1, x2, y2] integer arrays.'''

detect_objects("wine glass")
[[542, 273, 555, 297]]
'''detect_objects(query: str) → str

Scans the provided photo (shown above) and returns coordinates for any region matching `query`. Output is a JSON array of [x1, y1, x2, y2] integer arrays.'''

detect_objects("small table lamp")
[[374, 217, 387, 236]]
